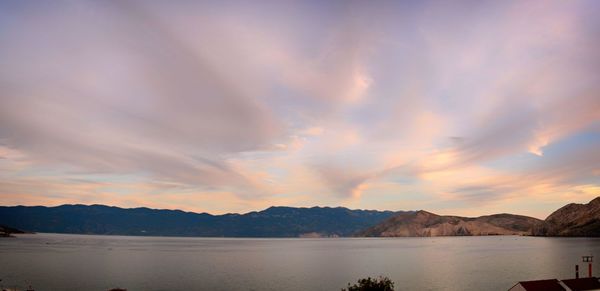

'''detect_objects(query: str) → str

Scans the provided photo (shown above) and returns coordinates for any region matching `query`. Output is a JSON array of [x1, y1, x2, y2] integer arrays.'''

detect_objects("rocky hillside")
[[358, 210, 541, 237], [533, 197, 600, 237]]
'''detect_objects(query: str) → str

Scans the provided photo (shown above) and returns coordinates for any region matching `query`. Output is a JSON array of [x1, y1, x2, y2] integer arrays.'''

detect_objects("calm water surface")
[[0, 233, 598, 290]]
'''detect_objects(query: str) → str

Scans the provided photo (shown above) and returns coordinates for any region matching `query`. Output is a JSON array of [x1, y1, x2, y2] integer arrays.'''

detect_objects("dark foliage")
[[343, 276, 395, 291]]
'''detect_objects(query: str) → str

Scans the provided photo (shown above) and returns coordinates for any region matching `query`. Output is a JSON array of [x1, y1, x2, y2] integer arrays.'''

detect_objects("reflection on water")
[[0, 233, 598, 290]]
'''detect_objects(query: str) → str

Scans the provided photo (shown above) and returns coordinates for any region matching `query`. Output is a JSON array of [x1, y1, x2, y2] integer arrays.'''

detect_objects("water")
[[0, 233, 598, 291]]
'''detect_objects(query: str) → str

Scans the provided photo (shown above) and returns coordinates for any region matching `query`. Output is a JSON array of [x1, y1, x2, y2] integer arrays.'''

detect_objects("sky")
[[0, 0, 599, 218]]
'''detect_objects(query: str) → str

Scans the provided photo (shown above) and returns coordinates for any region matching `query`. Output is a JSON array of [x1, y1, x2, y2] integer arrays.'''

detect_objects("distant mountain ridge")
[[2, 197, 598, 238], [532, 197, 600, 237], [357, 210, 541, 237], [0, 204, 399, 237]]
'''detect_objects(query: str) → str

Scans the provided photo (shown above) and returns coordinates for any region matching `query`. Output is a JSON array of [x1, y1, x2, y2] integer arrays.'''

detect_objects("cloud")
[[315, 164, 373, 199], [0, 1, 285, 196], [0, 0, 598, 215]]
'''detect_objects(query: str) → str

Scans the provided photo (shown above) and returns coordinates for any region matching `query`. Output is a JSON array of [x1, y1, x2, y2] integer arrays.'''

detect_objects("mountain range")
[[0, 197, 598, 237], [0, 204, 398, 237]]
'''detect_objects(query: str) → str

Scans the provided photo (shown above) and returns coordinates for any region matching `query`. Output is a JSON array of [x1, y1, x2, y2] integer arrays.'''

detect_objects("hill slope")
[[533, 197, 600, 237], [0, 204, 397, 237], [358, 210, 541, 237], [0, 224, 28, 237]]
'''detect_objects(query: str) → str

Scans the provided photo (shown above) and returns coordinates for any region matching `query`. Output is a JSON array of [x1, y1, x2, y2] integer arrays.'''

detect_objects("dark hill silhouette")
[[0, 204, 399, 237]]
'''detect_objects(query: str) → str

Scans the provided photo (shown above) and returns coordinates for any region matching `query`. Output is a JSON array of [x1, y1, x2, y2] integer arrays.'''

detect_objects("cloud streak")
[[0, 0, 598, 216]]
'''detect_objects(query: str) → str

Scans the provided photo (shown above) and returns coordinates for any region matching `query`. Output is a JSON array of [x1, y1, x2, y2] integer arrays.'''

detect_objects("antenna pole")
[[582, 256, 593, 278]]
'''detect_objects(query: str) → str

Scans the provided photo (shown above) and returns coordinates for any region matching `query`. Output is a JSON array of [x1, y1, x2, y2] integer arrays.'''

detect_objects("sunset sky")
[[0, 0, 599, 218]]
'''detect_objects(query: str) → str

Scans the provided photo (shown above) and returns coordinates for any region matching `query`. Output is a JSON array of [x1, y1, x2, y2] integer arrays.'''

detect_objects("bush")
[[342, 276, 395, 291]]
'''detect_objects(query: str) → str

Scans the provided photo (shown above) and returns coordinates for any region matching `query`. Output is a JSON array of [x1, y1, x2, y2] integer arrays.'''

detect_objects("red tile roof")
[[515, 279, 565, 291], [514, 279, 566, 291], [561, 277, 600, 291]]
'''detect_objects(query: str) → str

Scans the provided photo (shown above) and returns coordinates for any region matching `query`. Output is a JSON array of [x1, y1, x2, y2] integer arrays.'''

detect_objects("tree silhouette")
[[342, 276, 395, 291]]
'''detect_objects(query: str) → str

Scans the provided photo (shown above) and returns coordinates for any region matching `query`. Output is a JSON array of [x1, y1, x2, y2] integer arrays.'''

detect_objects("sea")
[[0, 233, 599, 290]]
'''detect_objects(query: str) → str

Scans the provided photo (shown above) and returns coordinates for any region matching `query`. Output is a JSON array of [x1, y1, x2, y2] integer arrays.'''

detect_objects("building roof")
[[515, 279, 566, 291], [561, 277, 600, 291]]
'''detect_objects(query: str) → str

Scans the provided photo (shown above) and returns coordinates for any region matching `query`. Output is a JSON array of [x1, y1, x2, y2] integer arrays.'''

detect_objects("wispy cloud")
[[0, 0, 598, 216]]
